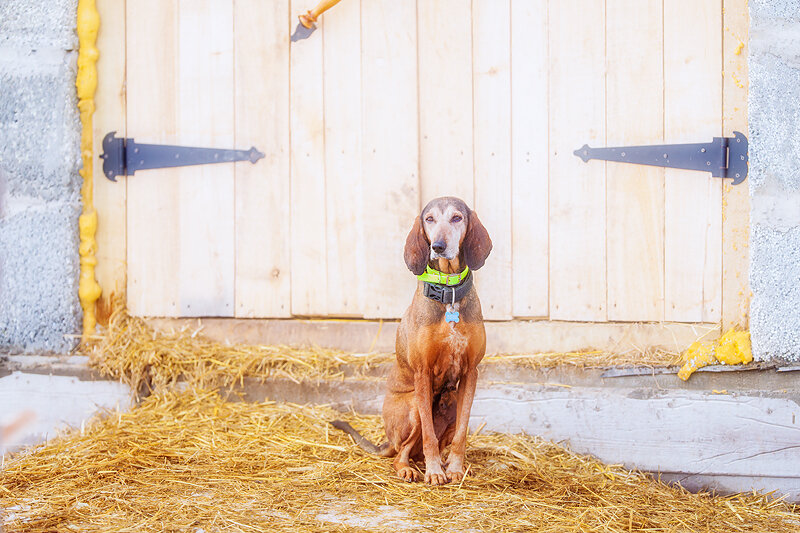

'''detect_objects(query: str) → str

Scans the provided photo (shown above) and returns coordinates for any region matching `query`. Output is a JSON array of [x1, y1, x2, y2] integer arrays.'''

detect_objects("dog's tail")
[[330, 420, 394, 457]]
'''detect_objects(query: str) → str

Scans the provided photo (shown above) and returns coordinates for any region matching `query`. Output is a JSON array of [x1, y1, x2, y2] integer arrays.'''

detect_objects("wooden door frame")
[[92, 0, 749, 350]]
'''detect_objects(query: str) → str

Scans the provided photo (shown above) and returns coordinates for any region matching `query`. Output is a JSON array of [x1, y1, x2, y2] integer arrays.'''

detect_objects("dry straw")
[[88, 303, 394, 394], [89, 302, 683, 395], [2, 388, 797, 533]]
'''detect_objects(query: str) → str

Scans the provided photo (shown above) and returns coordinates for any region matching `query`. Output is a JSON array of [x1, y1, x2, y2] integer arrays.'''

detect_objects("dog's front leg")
[[414, 369, 448, 485], [445, 367, 478, 482]]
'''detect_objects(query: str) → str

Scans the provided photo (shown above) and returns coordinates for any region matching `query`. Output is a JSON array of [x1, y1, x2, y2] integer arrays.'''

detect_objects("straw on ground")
[[1, 388, 797, 533]]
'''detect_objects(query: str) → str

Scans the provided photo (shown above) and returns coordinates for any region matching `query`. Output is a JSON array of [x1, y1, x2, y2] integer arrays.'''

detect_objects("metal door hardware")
[[573, 131, 748, 185], [100, 131, 265, 182]]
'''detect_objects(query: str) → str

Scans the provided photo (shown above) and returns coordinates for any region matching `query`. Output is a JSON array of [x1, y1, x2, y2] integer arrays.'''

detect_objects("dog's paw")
[[446, 466, 465, 483], [424, 462, 450, 486], [396, 466, 420, 482], [445, 458, 466, 483]]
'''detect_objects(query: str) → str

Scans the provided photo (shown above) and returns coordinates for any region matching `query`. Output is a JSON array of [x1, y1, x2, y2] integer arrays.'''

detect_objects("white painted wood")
[[126, 0, 180, 317], [547, 0, 606, 321], [472, 0, 511, 320], [324, 0, 363, 317], [93, 0, 127, 309], [510, 0, 549, 318], [360, 0, 419, 319], [470, 387, 800, 478], [290, 0, 328, 316], [176, 0, 235, 317], [0, 372, 131, 453], [417, 0, 474, 203], [605, 0, 664, 321], [234, 0, 291, 318], [664, 0, 723, 322], [721, 0, 751, 329], [152, 316, 718, 356]]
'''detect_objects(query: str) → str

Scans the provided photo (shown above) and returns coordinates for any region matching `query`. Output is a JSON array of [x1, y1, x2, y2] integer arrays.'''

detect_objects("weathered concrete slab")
[[0, 364, 131, 453], [234, 364, 800, 501]]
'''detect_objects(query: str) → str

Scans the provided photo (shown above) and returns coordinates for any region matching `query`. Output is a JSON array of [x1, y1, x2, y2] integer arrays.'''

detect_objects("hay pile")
[[2, 389, 796, 533], [88, 305, 684, 395], [88, 305, 393, 394]]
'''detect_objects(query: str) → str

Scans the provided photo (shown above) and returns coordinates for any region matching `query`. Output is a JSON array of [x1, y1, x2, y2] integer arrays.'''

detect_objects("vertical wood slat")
[[324, 0, 363, 317], [360, 0, 420, 319], [290, 0, 327, 316], [510, 0, 549, 318], [664, 0, 722, 323], [472, 0, 512, 319], [176, 0, 235, 317], [605, 0, 664, 321], [93, 0, 127, 313], [721, 0, 750, 328], [418, 0, 473, 203], [234, 0, 291, 317], [548, 0, 607, 321], [126, 0, 180, 316]]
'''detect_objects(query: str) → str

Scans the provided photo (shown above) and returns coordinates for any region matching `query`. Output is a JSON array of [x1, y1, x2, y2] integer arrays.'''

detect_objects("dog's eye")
[[425, 215, 434, 223], [451, 214, 462, 223]]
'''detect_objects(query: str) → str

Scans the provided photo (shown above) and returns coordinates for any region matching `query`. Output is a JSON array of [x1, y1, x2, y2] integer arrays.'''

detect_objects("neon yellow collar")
[[417, 265, 470, 286]]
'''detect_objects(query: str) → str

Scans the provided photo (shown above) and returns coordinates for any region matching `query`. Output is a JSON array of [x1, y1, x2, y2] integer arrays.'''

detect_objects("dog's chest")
[[431, 321, 469, 383]]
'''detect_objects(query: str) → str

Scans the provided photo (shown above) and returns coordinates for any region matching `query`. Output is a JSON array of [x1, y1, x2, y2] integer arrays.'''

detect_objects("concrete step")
[[3, 355, 799, 500]]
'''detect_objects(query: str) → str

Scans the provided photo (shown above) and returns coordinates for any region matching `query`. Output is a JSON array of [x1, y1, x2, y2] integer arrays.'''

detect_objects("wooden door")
[[119, 0, 744, 325]]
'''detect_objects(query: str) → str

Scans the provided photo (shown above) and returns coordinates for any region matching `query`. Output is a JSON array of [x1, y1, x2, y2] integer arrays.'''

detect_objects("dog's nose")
[[431, 241, 446, 254]]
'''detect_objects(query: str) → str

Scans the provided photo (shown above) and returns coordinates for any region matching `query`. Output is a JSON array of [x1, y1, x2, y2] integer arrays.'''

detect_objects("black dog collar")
[[422, 271, 473, 305]]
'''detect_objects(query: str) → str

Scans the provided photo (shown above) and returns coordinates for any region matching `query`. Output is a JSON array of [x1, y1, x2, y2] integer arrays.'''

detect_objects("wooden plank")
[[472, 388, 800, 479], [510, 0, 548, 318], [92, 0, 126, 324], [721, 0, 750, 328], [472, 0, 511, 319], [289, 0, 327, 316], [605, 0, 664, 321], [125, 0, 180, 316], [234, 0, 291, 318], [323, 0, 363, 317], [548, 0, 606, 321], [417, 0, 473, 203], [150, 317, 718, 356], [664, 0, 723, 323], [175, 0, 235, 317], [360, 0, 420, 318]]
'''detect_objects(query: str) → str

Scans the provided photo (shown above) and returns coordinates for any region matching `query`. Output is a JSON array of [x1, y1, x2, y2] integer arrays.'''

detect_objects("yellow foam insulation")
[[76, 0, 102, 341], [678, 329, 753, 381]]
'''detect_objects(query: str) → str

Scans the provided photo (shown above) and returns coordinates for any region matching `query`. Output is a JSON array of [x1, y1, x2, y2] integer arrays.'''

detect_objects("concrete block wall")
[[749, 1, 800, 362], [0, 0, 82, 353]]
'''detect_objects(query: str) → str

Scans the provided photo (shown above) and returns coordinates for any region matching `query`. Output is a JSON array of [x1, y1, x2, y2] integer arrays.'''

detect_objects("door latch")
[[100, 131, 265, 182], [574, 131, 748, 185]]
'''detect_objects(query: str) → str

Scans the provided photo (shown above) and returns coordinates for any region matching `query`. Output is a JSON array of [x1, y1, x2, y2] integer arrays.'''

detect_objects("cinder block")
[[748, 55, 800, 192], [749, 0, 800, 23], [0, 203, 81, 353], [0, 0, 79, 51], [0, 60, 81, 203], [749, 224, 800, 362]]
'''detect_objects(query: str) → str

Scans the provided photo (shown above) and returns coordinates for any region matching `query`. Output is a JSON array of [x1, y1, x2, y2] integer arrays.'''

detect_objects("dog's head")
[[404, 196, 492, 275]]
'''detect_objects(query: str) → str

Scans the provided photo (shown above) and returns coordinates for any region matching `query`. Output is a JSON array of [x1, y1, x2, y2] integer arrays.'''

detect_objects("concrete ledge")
[[231, 364, 800, 501], [0, 369, 131, 454], [5, 355, 798, 501]]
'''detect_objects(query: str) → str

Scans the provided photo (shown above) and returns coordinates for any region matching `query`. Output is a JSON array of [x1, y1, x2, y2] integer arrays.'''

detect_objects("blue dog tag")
[[445, 310, 460, 323]]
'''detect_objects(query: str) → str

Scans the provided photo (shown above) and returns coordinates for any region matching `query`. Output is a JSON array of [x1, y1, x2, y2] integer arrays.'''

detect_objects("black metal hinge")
[[573, 131, 748, 185], [100, 131, 265, 182]]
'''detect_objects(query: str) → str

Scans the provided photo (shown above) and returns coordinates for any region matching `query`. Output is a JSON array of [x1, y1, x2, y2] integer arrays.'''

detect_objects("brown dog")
[[333, 197, 492, 484]]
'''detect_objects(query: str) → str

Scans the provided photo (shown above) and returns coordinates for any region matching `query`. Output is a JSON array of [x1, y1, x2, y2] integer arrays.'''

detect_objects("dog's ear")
[[404, 216, 429, 275], [463, 209, 492, 270]]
